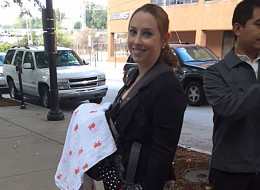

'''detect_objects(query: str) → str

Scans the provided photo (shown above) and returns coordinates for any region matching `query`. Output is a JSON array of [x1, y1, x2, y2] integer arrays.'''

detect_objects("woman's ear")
[[162, 33, 170, 48], [233, 23, 243, 37]]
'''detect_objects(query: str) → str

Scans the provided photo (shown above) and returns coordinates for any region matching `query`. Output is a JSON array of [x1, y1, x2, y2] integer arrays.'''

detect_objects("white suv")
[[3, 46, 108, 107]]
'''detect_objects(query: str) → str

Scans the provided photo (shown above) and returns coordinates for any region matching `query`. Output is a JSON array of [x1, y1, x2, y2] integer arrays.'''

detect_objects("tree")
[[56, 30, 73, 47], [55, 8, 65, 24], [92, 9, 107, 29], [0, 42, 13, 52], [2, 0, 44, 16], [74, 22, 81, 30], [85, 2, 107, 29], [16, 31, 42, 46]]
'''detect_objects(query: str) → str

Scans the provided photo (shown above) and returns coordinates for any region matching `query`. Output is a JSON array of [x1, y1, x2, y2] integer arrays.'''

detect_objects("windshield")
[[175, 46, 218, 63], [0, 54, 5, 66], [35, 50, 83, 68]]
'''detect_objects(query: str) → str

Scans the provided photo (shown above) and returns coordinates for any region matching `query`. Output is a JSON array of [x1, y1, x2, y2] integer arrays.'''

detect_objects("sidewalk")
[[0, 103, 105, 190], [0, 61, 125, 190]]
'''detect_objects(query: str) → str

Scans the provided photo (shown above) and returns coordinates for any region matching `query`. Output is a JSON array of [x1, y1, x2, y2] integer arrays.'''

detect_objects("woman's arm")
[[142, 73, 187, 190]]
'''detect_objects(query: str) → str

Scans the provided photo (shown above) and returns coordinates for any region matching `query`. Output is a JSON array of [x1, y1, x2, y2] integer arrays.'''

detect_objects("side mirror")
[[83, 59, 89, 65]]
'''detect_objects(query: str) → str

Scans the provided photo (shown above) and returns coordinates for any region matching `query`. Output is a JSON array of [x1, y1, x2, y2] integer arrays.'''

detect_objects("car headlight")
[[0, 73, 3, 77], [97, 74, 105, 80], [98, 81, 106, 85], [57, 79, 70, 90]]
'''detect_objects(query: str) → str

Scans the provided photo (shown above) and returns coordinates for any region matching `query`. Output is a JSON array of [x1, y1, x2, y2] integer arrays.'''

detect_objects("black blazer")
[[113, 62, 187, 190]]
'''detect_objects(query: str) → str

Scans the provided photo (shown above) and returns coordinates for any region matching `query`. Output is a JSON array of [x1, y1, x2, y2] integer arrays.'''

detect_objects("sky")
[[0, 0, 108, 26]]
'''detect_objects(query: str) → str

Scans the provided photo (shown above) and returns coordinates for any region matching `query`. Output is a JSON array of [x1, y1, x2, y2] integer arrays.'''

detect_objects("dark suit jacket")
[[113, 62, 187, 190], [203, 49, 260, 173]]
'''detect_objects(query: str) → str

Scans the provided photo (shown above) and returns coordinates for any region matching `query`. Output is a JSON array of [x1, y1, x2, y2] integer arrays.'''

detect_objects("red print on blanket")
[[82, 163, 88, 170], [88, 123, 95, 130], [57, 173, 62, 179], [78, 147, 83, 155], [74, 124, 78, 132], [75, 167, 79, 174], [74, 110, 79, 116], [69, 150, 72, 156], [90, 110, 97, 114], [94, 141, 101, 148]]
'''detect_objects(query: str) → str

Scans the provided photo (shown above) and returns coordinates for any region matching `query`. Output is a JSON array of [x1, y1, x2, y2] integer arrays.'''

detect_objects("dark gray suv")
[[123, 43, 219, 106]]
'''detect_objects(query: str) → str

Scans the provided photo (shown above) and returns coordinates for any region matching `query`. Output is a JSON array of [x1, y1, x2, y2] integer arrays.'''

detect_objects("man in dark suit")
[[203, 0, 260, 189]]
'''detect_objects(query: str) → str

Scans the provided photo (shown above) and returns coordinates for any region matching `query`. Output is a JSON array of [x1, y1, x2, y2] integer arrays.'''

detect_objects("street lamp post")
[[42, 0, 64, 121]]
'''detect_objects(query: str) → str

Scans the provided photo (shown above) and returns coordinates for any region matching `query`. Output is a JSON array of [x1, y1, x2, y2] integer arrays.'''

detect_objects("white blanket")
[[55, 102, 117, 190]]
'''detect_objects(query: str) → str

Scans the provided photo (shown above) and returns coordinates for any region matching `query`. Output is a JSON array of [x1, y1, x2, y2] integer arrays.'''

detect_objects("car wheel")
[[185, 81, 206, 106], [40, 86, 50, 108], [8, 80, 20, 100], [89, 98, 103, 104]]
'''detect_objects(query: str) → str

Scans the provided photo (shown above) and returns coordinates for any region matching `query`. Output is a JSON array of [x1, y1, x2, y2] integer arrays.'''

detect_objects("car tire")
[[40, 86, 50, 108], [8, 80, 20, 100], [89, 98, 103, 104], [185, 81, 206, 106]]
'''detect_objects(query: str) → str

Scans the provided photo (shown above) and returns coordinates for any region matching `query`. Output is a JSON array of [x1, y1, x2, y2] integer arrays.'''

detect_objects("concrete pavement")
[[0, 61, 126, 190], [0, 102, 105, 190]]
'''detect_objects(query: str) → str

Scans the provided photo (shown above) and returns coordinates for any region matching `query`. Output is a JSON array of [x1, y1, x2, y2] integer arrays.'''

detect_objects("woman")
[[109, 4, 187, 190]]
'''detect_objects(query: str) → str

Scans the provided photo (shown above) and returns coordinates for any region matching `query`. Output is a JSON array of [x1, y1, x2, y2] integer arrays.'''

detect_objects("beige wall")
[[107, 0, 241, 62]]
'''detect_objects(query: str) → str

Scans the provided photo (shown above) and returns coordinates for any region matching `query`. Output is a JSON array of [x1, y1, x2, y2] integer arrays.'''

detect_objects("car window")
[[24, 52, 34, 65], [14, 51, 25, 65], [35, 50, 82, 68], [176, 46, 218, 63], [35, 52, 48, 68], [3, 50, 15, 65], [56, 50, 82, 66], [0, 54, 5, 66]]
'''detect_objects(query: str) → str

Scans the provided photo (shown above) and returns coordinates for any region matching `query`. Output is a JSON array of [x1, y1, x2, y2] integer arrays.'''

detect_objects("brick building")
[[107, 0, 241, 62]]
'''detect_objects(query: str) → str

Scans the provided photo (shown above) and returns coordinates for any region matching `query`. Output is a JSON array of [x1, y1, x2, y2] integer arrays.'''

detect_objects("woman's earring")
[[162, 46, 165, 50]]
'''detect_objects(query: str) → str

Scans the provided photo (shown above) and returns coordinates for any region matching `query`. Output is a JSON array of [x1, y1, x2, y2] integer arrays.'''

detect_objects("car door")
[[21, 51, 38, 96], [12, 51, 25, 91]]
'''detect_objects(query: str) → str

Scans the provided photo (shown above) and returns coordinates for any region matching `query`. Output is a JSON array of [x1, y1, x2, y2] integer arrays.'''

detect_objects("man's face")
[[234, 7, 260, 55]]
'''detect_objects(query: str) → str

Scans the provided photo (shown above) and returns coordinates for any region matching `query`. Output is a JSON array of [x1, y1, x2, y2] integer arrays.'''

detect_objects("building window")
[[151, 0, 198, 6], [222, 30, 234, 58]]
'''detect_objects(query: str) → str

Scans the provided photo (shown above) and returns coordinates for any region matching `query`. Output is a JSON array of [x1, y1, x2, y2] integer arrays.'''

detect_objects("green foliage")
[[0, 42, 13, 52], [85, 2, 107, 29], [31, 17, 42, 29], [55, 9, 65, 24], [74, 22, 81, 30], [13, 17, 42, 29], [16, 31, 42, 46], [92, 10, 107, 29], [56, 30, 73, 47]]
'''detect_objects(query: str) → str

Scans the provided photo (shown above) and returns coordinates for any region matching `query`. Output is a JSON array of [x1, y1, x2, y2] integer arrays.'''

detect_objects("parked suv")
[[3, 46, 108, 107], [0, 52, 7, 88], [123, 43, 219, 106]]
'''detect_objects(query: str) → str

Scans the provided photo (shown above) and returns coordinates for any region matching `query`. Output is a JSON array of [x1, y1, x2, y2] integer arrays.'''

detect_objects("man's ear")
[[233, 23, 243, 37]]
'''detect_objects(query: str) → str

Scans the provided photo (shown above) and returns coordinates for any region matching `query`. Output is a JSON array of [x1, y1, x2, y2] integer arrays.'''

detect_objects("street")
[[3, 62, 214, 154]]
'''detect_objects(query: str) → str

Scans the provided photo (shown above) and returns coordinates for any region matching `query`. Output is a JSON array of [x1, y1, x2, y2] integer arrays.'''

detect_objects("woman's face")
[[128, 11, 166, 66]]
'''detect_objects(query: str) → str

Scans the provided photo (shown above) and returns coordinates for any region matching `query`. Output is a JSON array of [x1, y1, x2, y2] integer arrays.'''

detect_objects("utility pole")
[[42, 0, 64, 121]]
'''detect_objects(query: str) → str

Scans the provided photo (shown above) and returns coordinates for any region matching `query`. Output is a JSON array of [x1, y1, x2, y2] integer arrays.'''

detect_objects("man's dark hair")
[[232, 0, 260, 27]]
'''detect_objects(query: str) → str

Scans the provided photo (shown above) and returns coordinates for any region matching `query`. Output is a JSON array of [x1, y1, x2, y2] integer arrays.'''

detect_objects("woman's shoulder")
[[149, 71, 181, 89]]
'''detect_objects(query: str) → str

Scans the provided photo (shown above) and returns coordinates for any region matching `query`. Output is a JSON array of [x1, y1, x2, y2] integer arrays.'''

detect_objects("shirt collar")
[[237, 53, 260, 64], [225, 49, 260, 70]]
